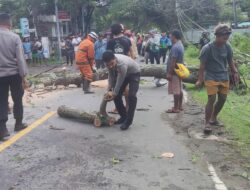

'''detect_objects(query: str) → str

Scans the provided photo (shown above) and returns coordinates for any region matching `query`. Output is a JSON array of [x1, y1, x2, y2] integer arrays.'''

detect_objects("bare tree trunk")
[[57, 105, 95, 123], [33, 65, 199, 87], [57, 95, 116, 127]]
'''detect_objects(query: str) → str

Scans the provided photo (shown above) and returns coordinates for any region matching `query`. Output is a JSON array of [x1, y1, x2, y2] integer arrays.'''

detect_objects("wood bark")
[[57, 105, 95, 123], [57, 95, 115, 127], [33, 65, 199, 87]]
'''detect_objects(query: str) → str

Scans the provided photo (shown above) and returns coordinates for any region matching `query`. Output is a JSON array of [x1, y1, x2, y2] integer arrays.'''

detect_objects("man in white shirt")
[[72, 34, 82, 52]]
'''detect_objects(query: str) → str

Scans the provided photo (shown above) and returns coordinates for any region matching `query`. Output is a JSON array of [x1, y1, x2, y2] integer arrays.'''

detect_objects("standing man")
[[23, 37, 32, 65], [143, 35, 150, 64], [166, 30, 185, 113], [102, 51, 140, 131], [65, 36, 75, 66], [199, 32, 210, 50], [72, 34, 82, 54], [196, 24, 239, 134], [33, 38, 43, 64], [167, 33, 172, 52], [148, 32, 160, 64], [75, 32, 98, 94], [0, 13, 29, 140], [107, 23, 134, 114], [124, 29, 138, 59], [136, 33, 143, 56], [107, 23, 134, 59], [159, 32, 169, 64], [94, 34, 107, 69]]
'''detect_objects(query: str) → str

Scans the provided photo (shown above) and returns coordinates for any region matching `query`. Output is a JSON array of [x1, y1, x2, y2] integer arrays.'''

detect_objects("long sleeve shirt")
[[75, 37, 95, 66], [94, 39, 107, 60], [0, 27, 28, 78], [108, 54, 140, 95]]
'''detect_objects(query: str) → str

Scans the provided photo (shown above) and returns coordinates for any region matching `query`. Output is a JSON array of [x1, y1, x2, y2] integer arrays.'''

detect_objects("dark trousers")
[[160, 48, 167, 63], [66, 52, 74, 65], [149, 51, 160, 64], [114, 73, 140, 125], [95, 60, 105, 69], [0, 75, 24, 127], [137, 44, 142, 55]]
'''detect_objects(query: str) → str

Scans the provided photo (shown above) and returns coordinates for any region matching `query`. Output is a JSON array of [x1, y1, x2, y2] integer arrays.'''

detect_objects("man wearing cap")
[[76, 32, 98, 94], [196, 24, 239, 134], [0, 13, 29, 140]]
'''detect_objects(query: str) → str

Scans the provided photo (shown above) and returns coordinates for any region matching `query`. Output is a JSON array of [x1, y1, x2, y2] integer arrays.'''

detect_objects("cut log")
[[57, 105, 95, 123], [57, 95, 115, 127], [93, 94, 116, 127], [32, 65, 199, 87]]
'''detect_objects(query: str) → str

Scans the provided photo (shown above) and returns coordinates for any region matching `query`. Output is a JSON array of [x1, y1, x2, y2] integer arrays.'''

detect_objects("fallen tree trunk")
[[57, 105, 95, 123], [57, 94, 115, 127], [31, 65, 199, 87]]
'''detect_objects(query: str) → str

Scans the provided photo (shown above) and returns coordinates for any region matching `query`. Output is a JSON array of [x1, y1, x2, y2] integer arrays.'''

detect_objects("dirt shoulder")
[[163, 95, 250, 190]]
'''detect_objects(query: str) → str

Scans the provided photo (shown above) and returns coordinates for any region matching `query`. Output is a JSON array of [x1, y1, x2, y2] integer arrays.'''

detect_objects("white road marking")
[[207, 162, 228, 190], [183, 90, 188, 103]]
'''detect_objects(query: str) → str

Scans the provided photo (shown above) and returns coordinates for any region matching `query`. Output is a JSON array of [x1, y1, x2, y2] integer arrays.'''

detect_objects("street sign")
[[20, 18, 30, 38], [58, 11, 71, 21]]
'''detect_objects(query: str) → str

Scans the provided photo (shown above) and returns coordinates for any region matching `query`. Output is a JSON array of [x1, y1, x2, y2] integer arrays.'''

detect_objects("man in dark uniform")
[[102, 51, 140, 131]]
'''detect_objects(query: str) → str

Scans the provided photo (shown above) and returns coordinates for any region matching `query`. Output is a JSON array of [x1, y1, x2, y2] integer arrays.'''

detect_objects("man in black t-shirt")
[[107, 23, 134, 58], [106, 23, 134, 114]]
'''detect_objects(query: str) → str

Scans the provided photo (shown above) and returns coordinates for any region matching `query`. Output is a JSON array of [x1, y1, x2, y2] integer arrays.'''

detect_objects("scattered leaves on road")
[[161, 152, 174, 158], [152, 152, 175, 159], [191, 154, 200, 163], [112, 157, 122, 165], [136, 108, 150, 112], [49, 125, 65, 131]]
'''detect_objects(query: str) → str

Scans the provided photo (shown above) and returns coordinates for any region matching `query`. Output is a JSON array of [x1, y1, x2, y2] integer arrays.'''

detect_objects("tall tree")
[[59, 0, 97, 35]]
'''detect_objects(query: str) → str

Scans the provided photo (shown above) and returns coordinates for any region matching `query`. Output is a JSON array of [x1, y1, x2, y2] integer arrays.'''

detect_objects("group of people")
[[74, 23, 182, 131], [142, 32, 172, 65], [62, 28, 173, 69], [22, 37, 44, 65], [0, 10, 239, 140]]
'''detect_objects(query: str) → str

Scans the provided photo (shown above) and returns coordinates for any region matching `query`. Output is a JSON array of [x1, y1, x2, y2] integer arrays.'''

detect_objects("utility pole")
[[55, 0, 62, 62], [232, 0, 238, 28], [82, 6, 86, 37]]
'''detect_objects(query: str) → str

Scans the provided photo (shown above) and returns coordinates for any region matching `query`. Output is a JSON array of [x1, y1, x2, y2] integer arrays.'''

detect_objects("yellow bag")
[[174, 63, 190, 79]]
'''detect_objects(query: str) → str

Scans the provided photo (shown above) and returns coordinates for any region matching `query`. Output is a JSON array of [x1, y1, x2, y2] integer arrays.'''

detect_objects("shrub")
[[230, 34, 250, 54], [185, 44, 200, 58]]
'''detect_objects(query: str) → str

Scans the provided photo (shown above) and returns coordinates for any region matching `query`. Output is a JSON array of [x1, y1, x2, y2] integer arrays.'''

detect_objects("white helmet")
[[88, 32, 98, 40]]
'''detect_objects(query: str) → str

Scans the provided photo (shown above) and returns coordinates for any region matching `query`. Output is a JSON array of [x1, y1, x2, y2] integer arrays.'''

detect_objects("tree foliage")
[[0, 0, 250, 33]]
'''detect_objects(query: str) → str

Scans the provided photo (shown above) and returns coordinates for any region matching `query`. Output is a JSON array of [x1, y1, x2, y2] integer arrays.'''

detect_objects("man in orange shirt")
[[76, 32, 98, 94]]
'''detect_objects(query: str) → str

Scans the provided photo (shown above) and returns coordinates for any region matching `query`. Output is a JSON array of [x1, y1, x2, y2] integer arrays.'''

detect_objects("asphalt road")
[[0, 81, 217, 190]]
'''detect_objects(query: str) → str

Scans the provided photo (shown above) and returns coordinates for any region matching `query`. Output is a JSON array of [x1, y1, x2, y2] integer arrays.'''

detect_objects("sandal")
[[165, 108, 180, 113], [203, 124, 212, 135], [209, 120, 224, 127]]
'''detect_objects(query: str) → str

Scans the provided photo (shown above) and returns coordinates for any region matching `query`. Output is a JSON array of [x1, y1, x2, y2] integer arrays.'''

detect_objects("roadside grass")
[[184, 45, 200, 66], [185, 83, 250, 158], [184, 40, 250, 158]]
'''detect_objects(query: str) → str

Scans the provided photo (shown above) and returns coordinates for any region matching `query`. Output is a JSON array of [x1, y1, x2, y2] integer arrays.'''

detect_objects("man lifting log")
[[102, 51, 140, 131]]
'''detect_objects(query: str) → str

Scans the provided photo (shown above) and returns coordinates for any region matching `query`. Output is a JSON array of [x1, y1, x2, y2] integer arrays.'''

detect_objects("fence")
[[184, 28, 250, 44]]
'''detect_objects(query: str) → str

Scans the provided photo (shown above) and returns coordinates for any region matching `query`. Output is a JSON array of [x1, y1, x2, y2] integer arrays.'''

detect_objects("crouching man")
[[102, 51, 140, 130]]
